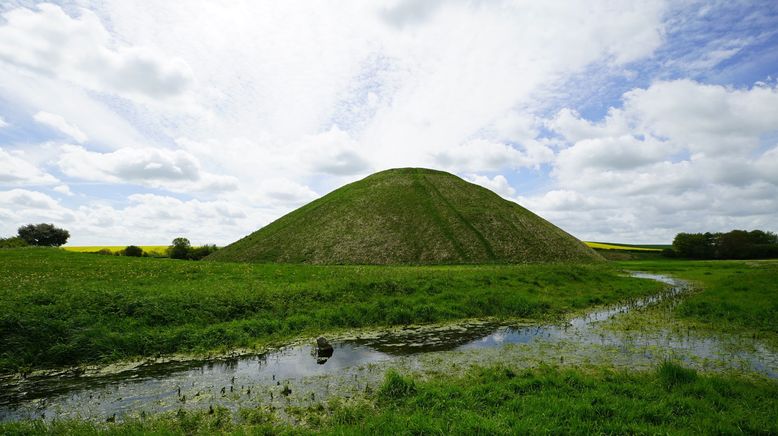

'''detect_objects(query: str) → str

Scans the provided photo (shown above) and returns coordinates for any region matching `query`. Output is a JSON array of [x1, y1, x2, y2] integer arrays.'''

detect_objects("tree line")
[[666, 229, 778, 259], [0, 223, 218, 260]]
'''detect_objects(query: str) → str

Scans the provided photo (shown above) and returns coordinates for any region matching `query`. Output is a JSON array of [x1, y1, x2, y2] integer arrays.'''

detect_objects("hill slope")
[[208, 168, 602, 264]]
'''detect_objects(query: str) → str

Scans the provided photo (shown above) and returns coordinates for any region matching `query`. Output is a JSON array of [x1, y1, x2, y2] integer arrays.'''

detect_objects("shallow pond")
[[1, 272, 775, 422]]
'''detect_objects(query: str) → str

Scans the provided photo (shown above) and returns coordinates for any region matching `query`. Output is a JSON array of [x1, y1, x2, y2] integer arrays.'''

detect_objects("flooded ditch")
[[1, 272, 776, 423]]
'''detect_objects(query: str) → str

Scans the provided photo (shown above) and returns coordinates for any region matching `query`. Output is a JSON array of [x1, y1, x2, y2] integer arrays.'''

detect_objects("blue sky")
[[1, 0, 777, 245]]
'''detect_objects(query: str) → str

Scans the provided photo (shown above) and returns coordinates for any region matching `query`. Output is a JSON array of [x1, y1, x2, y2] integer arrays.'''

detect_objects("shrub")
[[167, 238, 219, 260], [123, 245, 144, 257], [17, 223, 70, 246], [190, 244, 219, 260], [0, 236, 28, 248]]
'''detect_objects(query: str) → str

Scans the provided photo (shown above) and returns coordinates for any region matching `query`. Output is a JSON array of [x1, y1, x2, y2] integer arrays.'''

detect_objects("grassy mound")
[[208, 168, 601, 264]]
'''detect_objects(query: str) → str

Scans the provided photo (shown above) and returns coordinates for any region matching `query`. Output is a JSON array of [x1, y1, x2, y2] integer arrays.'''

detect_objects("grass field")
[[615, 259, 778, 338], [63, 246, 169, 255], [0, 248, 661, 373], [2, 363, 775, 435]]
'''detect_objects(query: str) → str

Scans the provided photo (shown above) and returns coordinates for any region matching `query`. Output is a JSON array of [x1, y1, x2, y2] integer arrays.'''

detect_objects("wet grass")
[[618, 259, 778, 342], [0, 248, 661, 373], [2, 363, 775, 435]]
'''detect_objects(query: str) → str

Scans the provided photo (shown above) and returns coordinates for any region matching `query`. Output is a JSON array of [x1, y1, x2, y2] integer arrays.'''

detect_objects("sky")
[[0, 0, 777, 245]]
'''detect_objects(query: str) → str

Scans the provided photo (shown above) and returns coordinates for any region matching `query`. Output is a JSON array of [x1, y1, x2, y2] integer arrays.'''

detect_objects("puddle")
[[1, 272, 775, 423]]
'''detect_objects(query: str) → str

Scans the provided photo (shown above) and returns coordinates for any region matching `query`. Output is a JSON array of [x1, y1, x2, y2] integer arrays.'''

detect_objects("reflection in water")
[[1, 272, 775, 423]]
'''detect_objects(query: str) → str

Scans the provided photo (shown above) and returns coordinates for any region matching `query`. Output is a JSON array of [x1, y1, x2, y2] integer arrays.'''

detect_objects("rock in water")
[[315, 337, 334, 364]]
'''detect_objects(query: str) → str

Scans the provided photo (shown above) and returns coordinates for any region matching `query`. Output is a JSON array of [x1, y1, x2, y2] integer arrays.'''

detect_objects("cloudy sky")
[[1, 0, 777, 245]]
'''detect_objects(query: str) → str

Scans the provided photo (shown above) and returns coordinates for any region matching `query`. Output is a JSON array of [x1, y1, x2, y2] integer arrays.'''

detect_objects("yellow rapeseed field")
[[584, 242, 661, 252], [63, 246, 169, 255]]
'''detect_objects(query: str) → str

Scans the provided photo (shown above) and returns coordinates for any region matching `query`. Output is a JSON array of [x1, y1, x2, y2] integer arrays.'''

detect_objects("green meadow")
[[615, 258, 778, 343], [0, 247, 658, 373], [1, 248, 776, 434]]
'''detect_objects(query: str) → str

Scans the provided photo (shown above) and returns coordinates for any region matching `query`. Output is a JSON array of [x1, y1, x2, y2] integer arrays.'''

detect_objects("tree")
[[672, 232, 715, 259], [17, 223, 70, 246], [168, 237, 192, 259], [123, 245, 144, 257]]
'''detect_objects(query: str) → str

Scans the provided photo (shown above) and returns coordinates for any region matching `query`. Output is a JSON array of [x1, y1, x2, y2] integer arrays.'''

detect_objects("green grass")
[[617, 259, 778, 338], [208, 168, 602, 264], [0, 247, 659, 374], [3, 363, 775, 435]]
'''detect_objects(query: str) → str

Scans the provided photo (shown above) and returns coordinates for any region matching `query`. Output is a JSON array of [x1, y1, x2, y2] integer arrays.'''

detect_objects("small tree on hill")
[[17, 223, 70, 247], [168, 237, 191, 259], [124, 245, 144, 257]]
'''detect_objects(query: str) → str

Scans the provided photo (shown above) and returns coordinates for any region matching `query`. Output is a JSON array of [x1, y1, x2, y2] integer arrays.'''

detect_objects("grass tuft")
[[378, 369, 417, 400], [657, 360, 698, 389]]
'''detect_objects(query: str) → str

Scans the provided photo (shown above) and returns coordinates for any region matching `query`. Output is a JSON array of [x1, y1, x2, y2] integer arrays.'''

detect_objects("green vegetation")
[[3, 363, 776, 435], [208, 168, 602, 264], [669, 229, 778, 259], [0, 236, 28, 248], [16, 223, 70, 246], [168, 237, 219, 260], [0, 247, 658, 373], [122, 245, 144, 257], [617, 259, 778, 339]]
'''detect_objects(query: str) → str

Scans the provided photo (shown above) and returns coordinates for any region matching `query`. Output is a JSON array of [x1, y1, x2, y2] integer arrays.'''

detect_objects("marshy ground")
[[0, 249, 776, 434]]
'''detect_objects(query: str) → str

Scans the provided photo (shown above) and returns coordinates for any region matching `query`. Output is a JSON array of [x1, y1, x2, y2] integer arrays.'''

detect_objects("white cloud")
[[464, 174, 516, 198], [0, 188, 60, 210], [532, 79, 778, 242], [57, 145, 238, 192], [0, 3, 194, 104], [299, 127, 371, 176], [434, 139, 537, 173], [53, 184, 73, 196], [0, 116, 8, 128], [0, 147, 58, 185], [34, 111, 87, 143]]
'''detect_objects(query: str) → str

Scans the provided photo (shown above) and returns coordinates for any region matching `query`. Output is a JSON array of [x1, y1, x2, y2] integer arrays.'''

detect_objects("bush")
[[167, 238, 219, 260], [123, 245, 144, 257], [0, 236, 28, 248], [168, 237, 191, 260], [190, 244, 219, 260], [17, 223, 70, 246]]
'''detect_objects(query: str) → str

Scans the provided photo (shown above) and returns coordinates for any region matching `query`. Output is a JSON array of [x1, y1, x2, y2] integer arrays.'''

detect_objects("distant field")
[[66, 243, 665, 255], [585, 242, 665, 251], [63, 246, 168, 255]]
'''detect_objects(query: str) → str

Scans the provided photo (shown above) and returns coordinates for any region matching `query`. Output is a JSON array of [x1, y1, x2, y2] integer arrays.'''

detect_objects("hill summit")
[[208, 168, 602, 264]]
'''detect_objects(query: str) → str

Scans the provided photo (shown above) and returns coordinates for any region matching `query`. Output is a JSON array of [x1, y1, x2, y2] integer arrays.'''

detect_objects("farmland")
[[63, 246, 169, 255]]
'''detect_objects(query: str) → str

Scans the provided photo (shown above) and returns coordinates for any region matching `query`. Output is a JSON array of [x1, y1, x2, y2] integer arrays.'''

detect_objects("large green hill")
[[208, 168, 602, 264]]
